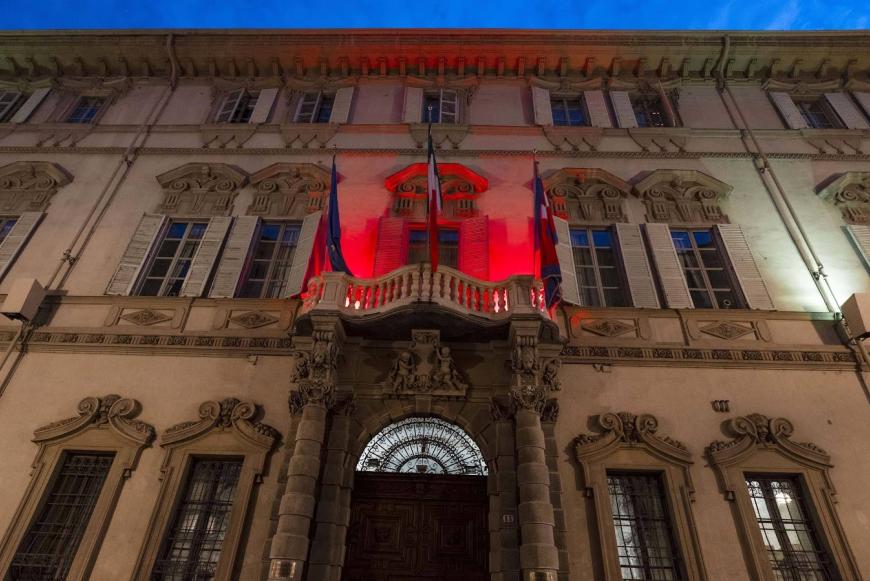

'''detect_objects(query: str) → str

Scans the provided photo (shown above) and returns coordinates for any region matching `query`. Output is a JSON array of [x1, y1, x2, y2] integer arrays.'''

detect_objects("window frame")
[[63, 95, 110, 124], [794, 97, 843, 129], [568, 225, 630, 307], [631, 91, 679, 128], [293, 91, 335, 124], [670, 228, 745, 309], [405, 225, 460, 269], [550, 93, 590, 127], [238, 220, 302, 299], [0, 90, 26, 123], [135, 219, 211, 297], [422, 89, 459, 124]]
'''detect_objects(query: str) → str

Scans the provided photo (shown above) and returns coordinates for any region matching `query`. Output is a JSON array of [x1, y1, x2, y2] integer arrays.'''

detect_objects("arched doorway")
[[342, 417, 490, 581]]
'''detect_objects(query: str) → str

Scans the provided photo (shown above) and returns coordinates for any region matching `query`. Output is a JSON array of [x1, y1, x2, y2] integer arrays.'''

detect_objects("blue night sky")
[[1, 0, 868, 30]]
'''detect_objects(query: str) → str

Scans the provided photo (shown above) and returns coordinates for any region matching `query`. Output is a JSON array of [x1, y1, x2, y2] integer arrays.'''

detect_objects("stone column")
[[489, 402, 521, 581]]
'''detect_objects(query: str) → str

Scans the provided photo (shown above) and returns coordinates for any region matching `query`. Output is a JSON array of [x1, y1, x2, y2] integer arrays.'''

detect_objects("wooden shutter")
[[179, 217, 232, 297], [9, 88, 50, 123], [846, 225, 870, 272], [553, 216, 581, 305], [248, 88, 279, 124], [402, 87, 424, 124], [824, 92, 869, 129], [584, 90, 612, 128], [610, 91, 639, 128], [853, 92, 870, 119], [459, 216, 489, 279], [439, 89, 458, 124], [531, 86, 553, 126], [614, 223, 660, 308], [0, 212, 43, 281], [294, 92, 321, 123], [208, 216, 259, 298], [215, 89, 245, 123], [714, 224, 775, 310], [0, 91, 22, 121], [283, 211, 321, 298], [106, 214, 166, 295], [769, 92, 809, 129], [329, 87, 355, 124], [644, 223, 693, 309], [373, 216, 408, 276]]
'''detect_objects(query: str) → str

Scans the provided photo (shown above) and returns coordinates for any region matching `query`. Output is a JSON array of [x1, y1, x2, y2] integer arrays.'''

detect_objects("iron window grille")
[[152, 457, 243, 581], [65, 96, 106, 124], [795, 99, 842, 129], [745, 475, 834, 580], [239, 221, 301, 298], [10, 452, 115, 581], [407, 228, 459, 268], [570, 227, 628, 307], [670, 229, 743, 309], [294, 92, 334, 123], [632, 94, 670, 128], [606, 472, 683, 581], [0, 91, 26, 122], [137, 221, 209, 297], [422, 89, 458, 124], [552, 96, 589, 126], [0, 217, 18, 244]]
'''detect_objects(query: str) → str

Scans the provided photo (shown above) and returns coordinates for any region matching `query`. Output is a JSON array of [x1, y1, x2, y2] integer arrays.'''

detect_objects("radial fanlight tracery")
[[356, 417, 488, 476]]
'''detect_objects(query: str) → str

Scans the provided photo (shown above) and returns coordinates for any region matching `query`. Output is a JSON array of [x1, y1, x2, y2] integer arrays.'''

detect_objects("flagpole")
[[427, 104, 434, 271]]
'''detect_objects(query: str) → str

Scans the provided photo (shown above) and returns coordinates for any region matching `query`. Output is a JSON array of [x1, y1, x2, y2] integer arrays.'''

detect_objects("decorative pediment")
[[574, 411, 689, 464], [817, 172, 870, 224], [0, 161, 72, 212], [34, 394, 155, 446], [707, 414, 828, 466], [384, 162, 487, 220], [633, 169, 732, 224], [384, 329, 468, 397], [162, 397, 279, 448], [543, 168, 631, 222], [155, 162, 248, 216], [248, 162, 331, 217]]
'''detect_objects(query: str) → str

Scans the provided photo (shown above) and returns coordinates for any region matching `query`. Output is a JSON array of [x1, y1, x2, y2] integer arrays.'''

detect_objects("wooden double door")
[[342, 472, 489, 581]]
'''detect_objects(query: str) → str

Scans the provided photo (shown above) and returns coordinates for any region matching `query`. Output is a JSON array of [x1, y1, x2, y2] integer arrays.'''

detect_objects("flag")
[[533, 160, 562, 309], [427, 130, 443, 271], [326, 155, 353, 276]]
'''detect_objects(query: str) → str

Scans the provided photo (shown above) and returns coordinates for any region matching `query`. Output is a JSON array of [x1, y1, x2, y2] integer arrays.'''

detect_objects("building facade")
[[0, 28, 867, 581]]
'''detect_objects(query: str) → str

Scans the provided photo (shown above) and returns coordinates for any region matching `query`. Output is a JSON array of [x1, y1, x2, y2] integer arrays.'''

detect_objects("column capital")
[[289, 317, 346, 413]]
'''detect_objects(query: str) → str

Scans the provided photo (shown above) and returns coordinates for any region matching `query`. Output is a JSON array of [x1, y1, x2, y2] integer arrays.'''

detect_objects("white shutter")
[[0, 212, 42, 281], [824, 92, 869, 129], [294, 92, 321, 123], [584, 90, 612, 128], [180, 216, 232, 297], [248, 87, 279, 124], [553, 216, 581, 305], [106, 214, 166, 295], [531, 86, 553, 126], [215, 89, 244, 123], [283, 211, 321, 298], [402, 87, 424, 124], [769, 92, 809, 129], [614, 223, 660, 308], [715, 224, 775, 310], [644, 223, 693, 309], [439, 89, 458, 124], [846, 225, 870, 272], [9, 87, 50, 123], [853, 92, 870, 120], [610, 91, 639, 128], [0, 91, 22, 121], [329, 87, 355, 124], [209, 216, 259, 298]]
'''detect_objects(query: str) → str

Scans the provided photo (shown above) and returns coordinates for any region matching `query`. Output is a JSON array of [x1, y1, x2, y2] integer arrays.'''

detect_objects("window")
[[407, 228, 458, 268], [0, 217, 17, 243], [422, 89, 458, 124], [632, 94, 669, 128], [570, 228, 628, 307], [607, 472, 682, 581], [0, 91, 26, 122], [137, 221, 209, 297], [745, 475, 833, 580], [795, 98, 842, 129], [65, 96, 106, 124], [152, 458, 243, 581], [551, 95, 588, 126], [239, 221, 300, 298], [294, 91, 335, 123], [670, 229, 742, 309], [10, 452, 114, 580]]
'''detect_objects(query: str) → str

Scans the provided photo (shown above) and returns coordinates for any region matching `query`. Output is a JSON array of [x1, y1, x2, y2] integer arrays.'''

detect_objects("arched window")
[[356, 417, 487, 476]]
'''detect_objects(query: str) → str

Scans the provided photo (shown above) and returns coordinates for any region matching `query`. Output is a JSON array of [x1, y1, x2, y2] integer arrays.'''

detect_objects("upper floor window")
[[632, 94, 670, 128], [239, 221, 301, 298], [216, 89, 259, 123], [570, 227, 628, 307], [551, 95, 588, 126], [0, 91, 26, 122], [407, 228, 459, 268], [0, 217, 17, 243], [795, 98, 842, 129], [294, 91, 335, 123], [137, 221, 208, 297], [423, 89, 458, 124], [65, 96, 106, 124], [670, 229, 742, 309]]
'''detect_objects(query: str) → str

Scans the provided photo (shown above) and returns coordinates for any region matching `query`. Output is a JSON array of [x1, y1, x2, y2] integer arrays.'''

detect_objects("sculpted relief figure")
[[433, 346, 467, 391], [389, 351, 417, 392]]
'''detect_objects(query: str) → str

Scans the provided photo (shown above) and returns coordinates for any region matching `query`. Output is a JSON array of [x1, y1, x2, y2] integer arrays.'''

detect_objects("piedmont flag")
[[326, 155, 353, 276], [427, 130, 443, 271], [533, 160, 562, 309]]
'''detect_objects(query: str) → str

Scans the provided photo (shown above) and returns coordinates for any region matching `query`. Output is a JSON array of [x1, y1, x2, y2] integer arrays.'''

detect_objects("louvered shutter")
[[439, 89, 458, 124], [0, 91, 22, 121], [373, 217, 408, 276], [215, 89, 245, 123], [208, 216, 259, 298], [531, 87, 553, 126], [0, 212, 42, 281], [824, 93, 869, 129], [610, 91, 639, 128], [644, 223, 693, 309], [106, 214, 166, 295], [179, 217, 232, 297], [329, 87, 355, 124], [614, 223, 660, 308], [846, 225, 870, 272], [402, 87, 424, 124], [584, 90, 612, 128], [459, 216, 489, 279], [853, 92, 870, 120], [769, 92, 809, 129], [714, 224, 775, 310], [553, 216, 581, 305], [248, 88, 279, 124], [284, 211, 321, 298], [9, 88, 50, 123]]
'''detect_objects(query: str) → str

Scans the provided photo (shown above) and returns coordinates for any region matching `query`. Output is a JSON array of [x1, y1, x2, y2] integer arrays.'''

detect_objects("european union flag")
[[327, 156, 353, 276]]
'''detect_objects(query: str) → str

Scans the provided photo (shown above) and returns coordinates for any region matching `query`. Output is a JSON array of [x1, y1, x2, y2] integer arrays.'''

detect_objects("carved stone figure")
[[433, 346, 466, 390], [541, 358, 561, 391], [383, 330, 468, 396], [389, 351, 417, 392]]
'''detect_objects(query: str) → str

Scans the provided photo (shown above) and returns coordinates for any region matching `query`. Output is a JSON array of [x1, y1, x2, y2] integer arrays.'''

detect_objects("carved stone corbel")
[[289, 324, 344, 410], [507, 324, 561, 419]]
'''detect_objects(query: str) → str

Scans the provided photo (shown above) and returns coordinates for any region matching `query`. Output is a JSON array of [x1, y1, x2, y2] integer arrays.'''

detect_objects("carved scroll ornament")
[[817, 172, 870, 224], [248, 162, 330, 217], [543, 168, 631, 222], [0, 161, 72, 212], [34, 394, 155, 445], [155, 162, 248, 216], [633, 169, 732, 224], [162, 397, 279, 448]]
